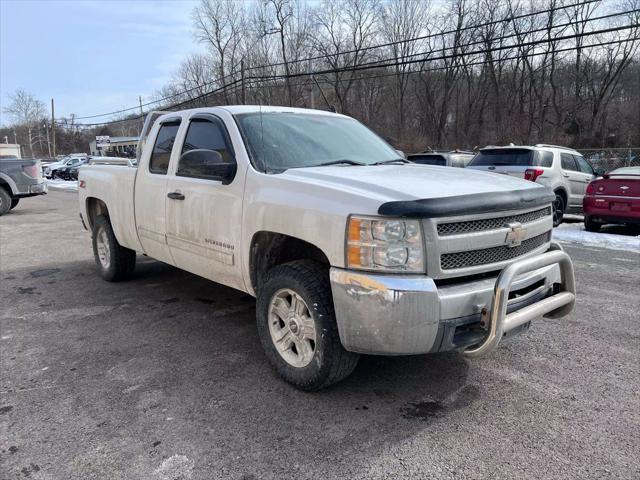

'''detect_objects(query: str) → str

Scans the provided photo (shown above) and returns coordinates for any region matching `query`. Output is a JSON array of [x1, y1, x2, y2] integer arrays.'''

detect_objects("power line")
[[68, 0, 605, 121], [62, 24, 639, 128]]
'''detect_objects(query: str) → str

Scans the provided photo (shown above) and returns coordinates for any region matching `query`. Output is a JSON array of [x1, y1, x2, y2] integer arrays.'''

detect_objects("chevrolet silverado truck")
[[0, 156, 47, 215], [78, 106, 576, 390]]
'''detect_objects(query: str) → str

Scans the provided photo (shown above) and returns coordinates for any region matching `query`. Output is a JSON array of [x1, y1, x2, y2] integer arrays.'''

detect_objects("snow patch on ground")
[[553, 222, 640, 252], [46, 179, 78, 191], [153, 455, 194, 480]]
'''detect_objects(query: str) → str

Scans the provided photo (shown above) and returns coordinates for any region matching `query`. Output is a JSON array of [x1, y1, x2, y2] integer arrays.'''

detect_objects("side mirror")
[[595, 168, 605, 177], [178, 149, 237, 184]]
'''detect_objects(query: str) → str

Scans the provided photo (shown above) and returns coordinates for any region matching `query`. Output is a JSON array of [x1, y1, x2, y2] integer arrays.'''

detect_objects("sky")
[[0, 0, 202, 124]]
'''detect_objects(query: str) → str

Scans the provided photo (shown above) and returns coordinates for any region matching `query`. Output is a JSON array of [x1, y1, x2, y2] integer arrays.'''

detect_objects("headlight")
[[346, 216, 424, 272]]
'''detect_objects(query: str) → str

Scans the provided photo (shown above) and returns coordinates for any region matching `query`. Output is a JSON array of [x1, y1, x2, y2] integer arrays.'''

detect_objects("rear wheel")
[[91, 215, 136, 281], [10, 198, 19, 210], [584, 216, 601, 232], [0, 188, 11, 216], [256, 260, 359, 390], [553, 193, 565, 227]]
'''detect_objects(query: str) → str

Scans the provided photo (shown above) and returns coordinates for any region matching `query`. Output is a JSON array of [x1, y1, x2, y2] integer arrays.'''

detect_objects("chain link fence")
[[577, 148, 640, 171]]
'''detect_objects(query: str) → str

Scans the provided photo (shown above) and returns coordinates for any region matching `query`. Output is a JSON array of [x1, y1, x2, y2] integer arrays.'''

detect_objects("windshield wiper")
[[313, 159, 367, 167], [371, 158, 411, 165]]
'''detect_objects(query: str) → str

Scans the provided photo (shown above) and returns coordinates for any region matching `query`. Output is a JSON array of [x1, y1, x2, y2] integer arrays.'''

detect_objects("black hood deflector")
[[378, 187, 555, 218]]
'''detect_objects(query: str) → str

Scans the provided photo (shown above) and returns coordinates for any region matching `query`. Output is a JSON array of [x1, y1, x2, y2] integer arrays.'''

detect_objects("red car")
[[583, 166, 640, 232]]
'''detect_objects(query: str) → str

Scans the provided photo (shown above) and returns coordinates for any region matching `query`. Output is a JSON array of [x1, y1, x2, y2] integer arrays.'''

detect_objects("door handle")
[[167, 192, 185, 200], [562, 174, 570, 178]]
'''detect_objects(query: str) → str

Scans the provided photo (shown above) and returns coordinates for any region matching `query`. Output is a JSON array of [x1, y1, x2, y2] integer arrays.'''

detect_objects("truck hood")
[[281, 164, 544, 202]]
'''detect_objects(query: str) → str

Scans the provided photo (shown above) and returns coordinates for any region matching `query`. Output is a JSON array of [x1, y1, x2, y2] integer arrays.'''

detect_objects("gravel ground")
[[1, 191, 639, 480]]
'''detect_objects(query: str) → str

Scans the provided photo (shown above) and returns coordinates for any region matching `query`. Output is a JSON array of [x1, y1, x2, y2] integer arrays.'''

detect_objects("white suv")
[[467, 144, 602, 225]]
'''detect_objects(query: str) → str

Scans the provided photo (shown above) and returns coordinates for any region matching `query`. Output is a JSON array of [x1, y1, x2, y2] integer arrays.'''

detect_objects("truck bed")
[[78, 164, 143, 253]]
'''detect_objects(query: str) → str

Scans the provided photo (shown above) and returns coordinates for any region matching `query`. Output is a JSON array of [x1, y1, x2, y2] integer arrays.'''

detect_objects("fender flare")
[[0, 172, 18, 195]]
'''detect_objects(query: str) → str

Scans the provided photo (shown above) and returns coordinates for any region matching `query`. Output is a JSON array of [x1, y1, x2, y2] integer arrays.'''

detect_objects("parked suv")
[[407, 150, 475, 168], [467, 144, 601, 225]]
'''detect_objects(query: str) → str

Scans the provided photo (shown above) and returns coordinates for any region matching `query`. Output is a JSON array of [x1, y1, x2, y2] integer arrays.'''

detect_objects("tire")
[[552, 193, 565, 227], [91, 215, 136, 281], [0, 188, 11, 216], [256, 260, 359, 391], [10, 198, 19, 210], [584, 216, 601, 232]]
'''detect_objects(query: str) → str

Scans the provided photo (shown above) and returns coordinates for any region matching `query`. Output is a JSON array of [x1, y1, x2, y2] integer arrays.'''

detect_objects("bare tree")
[[3, 90, 47, 157], [193, 0, 246, 103], [380, 0, 430, 145], [311, 0, 381, 114]]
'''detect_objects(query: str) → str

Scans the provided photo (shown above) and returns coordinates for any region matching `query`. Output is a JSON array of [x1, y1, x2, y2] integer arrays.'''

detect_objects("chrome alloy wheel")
[[268, 288, 317, 368], [96, 227, 111, 269]]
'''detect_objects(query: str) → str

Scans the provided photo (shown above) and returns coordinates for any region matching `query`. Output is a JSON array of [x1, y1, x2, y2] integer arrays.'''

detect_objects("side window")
[[149, 122, 181, 174], [560, 153, 578, 171], [177, 117, 235, 179], [536, 151, 554, 167], [574, 155, 594, 175]]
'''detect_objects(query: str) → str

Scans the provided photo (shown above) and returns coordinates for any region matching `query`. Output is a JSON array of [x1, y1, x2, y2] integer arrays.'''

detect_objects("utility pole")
[[51, 98, 56, 157], [139, 96, 143, 115], [240, 60, 246, 105], [308, 57, 315, 109]]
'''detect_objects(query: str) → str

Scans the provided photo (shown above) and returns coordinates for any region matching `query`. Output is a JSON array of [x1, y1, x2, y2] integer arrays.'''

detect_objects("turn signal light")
[[524, 168, 544, 182]]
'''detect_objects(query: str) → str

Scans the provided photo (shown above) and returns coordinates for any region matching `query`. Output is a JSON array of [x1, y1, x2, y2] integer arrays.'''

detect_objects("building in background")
[[89, 136, 138, 157], [0, 143, 22, 159]]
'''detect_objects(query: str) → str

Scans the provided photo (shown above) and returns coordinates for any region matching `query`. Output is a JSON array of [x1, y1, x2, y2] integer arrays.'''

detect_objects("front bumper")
[[329, 243, 575, 356]]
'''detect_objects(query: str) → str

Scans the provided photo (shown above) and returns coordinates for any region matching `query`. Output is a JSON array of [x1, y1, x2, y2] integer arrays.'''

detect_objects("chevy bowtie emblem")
[[620, 185, 629, 191], [505, 222, 527, 247]]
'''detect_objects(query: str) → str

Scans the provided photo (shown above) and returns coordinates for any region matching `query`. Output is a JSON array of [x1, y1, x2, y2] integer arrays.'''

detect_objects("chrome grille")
[[437, 207, 551, 236], [440, 232, 550, 270]]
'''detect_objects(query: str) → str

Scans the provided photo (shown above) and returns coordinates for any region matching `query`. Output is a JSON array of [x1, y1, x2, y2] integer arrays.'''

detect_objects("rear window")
[[408, 154, 446, 166], [469, 149, 552, 167]]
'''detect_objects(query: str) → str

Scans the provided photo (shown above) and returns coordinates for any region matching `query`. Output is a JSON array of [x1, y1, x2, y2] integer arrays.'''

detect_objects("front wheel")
[[91, 215, 136, 281], [553, 194, 565, 227], [256, 260, 359, 390]]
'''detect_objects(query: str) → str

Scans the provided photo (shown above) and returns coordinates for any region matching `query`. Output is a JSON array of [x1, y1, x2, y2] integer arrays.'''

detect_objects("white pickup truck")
[[78, 106, 576, 390]]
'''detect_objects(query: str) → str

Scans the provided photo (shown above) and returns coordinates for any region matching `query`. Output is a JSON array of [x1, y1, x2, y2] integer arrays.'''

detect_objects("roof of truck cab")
[[161, 105, 349, 119]]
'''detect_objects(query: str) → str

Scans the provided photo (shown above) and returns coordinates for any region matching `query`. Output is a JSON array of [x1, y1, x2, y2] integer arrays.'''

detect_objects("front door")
[[165, 114, 245, 291]]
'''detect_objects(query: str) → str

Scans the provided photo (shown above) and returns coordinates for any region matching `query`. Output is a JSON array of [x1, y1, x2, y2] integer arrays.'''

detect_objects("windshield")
[[235, 112, 399, 171], [469, 148, 552, 167]]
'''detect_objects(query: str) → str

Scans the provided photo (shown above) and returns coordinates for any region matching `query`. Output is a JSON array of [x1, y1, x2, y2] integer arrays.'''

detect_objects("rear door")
[[133, 118, 182, 265], [164, 113, 245, 291], [560, 153, 586, 207]]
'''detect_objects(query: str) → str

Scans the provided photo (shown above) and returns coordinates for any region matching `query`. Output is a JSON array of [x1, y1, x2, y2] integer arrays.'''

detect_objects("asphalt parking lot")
[[1, 191, 639, 480]]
